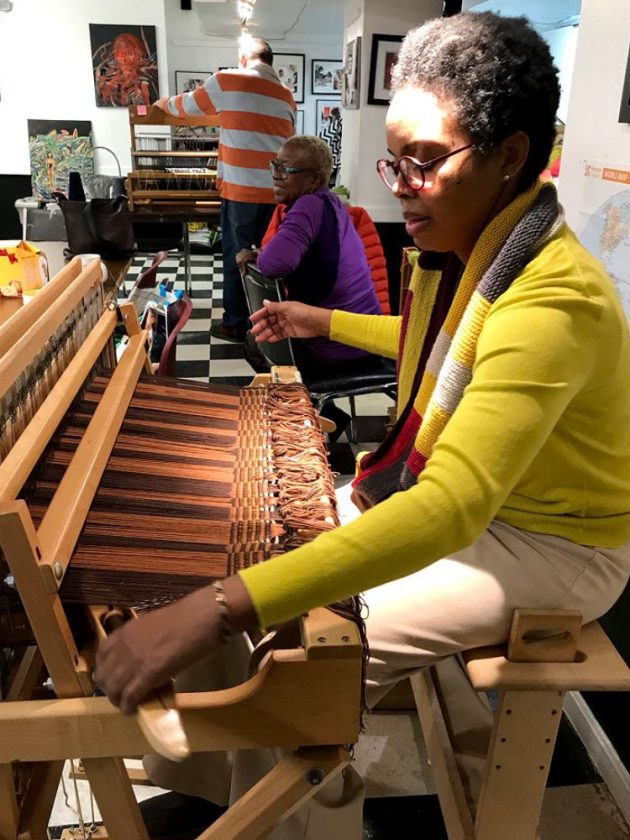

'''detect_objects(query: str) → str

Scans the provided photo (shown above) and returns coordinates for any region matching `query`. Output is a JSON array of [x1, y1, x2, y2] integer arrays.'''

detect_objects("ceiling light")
[[237, 0, 256, 25]]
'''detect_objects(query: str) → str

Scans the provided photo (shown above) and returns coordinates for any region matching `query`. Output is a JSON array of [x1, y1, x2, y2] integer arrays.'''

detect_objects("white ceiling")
[[193, 0, 344, 42], [192, 0, 582, 42], [463, 0, 581, 30]]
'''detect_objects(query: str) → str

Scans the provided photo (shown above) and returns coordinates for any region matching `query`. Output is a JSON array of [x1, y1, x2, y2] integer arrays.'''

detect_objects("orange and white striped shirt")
[[165, 62, 296, 204]]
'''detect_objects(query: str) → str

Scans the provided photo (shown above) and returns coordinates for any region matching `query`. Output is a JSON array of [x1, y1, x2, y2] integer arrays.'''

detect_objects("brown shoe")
[[210, 322, 247, 343]]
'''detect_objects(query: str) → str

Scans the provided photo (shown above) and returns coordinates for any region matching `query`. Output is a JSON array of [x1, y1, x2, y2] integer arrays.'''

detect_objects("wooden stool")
[[411, 609, 630, 840]]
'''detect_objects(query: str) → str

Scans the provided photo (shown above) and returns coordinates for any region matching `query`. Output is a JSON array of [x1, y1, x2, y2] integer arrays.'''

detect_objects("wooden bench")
[[410, 609, 630, 840]]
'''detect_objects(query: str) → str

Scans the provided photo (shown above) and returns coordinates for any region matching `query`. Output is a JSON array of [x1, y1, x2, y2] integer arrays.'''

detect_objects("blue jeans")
[[220, 199, 275, 327]]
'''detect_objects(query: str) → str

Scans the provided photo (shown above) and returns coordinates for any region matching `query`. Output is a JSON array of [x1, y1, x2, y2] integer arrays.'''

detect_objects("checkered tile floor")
[[125, 251, 254, 386], [123, 252, 394, 468]]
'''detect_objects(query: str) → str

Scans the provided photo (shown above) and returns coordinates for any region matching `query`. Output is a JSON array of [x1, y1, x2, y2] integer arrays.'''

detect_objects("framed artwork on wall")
[[175, 71, 211, 94], [311, 59, 343, 95], [295, 109, 305, 134], [275, 53, 305, 103], [367, 33, 403, 106], [89, 23, 159, 107], [619, 43, 630, 122], [315, 99, 340, 136], [342, 37, 361, 110], [27, 120, 94, 201]]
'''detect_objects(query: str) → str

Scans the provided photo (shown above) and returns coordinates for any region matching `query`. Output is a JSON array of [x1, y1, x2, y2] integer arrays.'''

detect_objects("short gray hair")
[[282, 135, 333, 187]]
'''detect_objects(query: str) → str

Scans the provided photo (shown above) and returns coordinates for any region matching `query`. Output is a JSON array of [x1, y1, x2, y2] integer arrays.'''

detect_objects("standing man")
[[156, 35, 296, 342]]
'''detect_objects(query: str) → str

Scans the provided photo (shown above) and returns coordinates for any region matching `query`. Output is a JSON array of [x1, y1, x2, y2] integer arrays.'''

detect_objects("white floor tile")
[[178, 344, 210, 361], [209, 359, 255, 378]]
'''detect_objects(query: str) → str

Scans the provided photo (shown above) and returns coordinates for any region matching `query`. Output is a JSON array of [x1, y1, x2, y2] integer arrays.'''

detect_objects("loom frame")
[[0, 262, 363, 840]]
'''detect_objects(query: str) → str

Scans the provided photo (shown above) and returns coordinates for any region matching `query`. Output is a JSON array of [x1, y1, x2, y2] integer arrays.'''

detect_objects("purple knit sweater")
[[257, 188, 381, 361]]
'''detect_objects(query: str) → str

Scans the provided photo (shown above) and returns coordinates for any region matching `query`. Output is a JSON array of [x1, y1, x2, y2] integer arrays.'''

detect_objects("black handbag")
[[60, 196, 136, 260]]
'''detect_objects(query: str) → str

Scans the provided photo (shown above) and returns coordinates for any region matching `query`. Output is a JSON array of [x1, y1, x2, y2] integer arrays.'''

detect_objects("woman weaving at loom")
[[96, 12, 630, 838]]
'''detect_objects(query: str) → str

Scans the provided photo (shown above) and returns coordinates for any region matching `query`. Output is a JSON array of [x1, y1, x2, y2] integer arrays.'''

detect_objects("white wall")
[[164, 0, 344, 137], [543, 23, 579, 124], [558, 0, 630, 228], [0, 0, 168, 176], [340, 0, 442, 221]]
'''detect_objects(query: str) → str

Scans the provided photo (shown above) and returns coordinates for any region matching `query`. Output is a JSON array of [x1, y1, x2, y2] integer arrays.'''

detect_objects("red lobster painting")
[[90, 24, 159, 107]]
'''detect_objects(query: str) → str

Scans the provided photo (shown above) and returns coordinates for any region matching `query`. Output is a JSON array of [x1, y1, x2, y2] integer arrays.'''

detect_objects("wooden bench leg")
[[411, 671, 476, 840], [0, 764, 19, 840], [474, 689, 564, 840], [198, 746, 351, 840]]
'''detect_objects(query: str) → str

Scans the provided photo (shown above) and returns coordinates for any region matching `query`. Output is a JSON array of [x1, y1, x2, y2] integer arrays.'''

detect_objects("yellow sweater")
[[239, 224, 630, 628]]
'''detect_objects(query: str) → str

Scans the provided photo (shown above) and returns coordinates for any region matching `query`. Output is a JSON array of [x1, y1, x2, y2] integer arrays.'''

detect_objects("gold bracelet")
[[211, 581, 232, 644]]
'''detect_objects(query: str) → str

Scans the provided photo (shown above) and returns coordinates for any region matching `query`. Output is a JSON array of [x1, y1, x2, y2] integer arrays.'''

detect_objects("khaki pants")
[[146, 495, 630, 839]]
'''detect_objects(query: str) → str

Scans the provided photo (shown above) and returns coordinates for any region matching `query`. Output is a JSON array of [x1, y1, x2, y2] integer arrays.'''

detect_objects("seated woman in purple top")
[[237, 136, 382, 376]]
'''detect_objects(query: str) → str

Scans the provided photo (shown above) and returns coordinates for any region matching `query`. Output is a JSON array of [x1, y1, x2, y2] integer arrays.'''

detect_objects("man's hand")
[[236, 248, 258, 276], [153, 96, 170, 113], [250, 300, 332, 343], [95, 586, 221, 715]]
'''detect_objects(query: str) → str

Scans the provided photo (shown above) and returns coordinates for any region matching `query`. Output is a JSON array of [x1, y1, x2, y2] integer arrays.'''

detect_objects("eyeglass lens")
[[378, 159, 424, 191]]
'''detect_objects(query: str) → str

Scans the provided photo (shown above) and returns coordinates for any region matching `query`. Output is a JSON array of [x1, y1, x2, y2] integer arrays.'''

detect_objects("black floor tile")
[[548, 715, 601, 786], [178, 331, 211, 346], [210, 343, 248, 360], [186, 288, 214, 298], [190, 308, 213, 320], [355, 415, 388, 443], [208, 375, 252, 387], [177, 360, 210, 379], [363, 795, 447, 840], [328, 442, 357, 474]]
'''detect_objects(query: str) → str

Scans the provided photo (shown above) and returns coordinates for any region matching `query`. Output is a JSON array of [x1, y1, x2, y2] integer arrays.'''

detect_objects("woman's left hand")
[[94, 585, 221, 715], [236, 248, 258, 276]]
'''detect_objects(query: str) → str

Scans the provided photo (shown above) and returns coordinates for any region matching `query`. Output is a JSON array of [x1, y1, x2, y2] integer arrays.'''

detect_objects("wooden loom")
[[126, 105, 221, 214], [0, 259, 363, 840]]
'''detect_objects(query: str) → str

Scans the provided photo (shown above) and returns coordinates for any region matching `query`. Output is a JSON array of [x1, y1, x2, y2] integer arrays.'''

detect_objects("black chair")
[[242, 264, 397, 443]]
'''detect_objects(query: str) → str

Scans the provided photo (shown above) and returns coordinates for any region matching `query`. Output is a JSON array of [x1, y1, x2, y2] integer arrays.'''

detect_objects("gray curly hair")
[[282, 135, 333, 187]]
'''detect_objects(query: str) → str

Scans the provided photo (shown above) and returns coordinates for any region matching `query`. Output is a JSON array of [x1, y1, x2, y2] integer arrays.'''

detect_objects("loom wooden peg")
[[98, 608, 191, 763]]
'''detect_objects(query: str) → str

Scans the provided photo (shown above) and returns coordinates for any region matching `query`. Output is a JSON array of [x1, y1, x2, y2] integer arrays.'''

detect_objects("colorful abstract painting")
[[89, 23, 159, 107], [27, 120, 94, 201]]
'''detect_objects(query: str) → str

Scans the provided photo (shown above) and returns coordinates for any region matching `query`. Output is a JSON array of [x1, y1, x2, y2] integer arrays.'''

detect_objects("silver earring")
[[503, 174, 510, 182]]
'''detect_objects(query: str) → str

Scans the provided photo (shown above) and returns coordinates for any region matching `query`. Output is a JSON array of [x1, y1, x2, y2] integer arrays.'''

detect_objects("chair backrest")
[[242, 264, 295, 368], [134, 250, 169, 289], [156, 293, 193, 377], [347, 205, 391, 315]]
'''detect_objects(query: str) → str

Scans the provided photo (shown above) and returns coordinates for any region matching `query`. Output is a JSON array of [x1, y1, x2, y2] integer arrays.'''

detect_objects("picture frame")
[[315, 99, 340, 135], [619, 42, 630, 122], [367, 33, 404, 106], [175, 71, 211, 95], [342, 37, 361, 110], [311, 59, 343, 95], [295, 109, 305, 134], [275, 53, 305, 103], [89, 23, 159, 107]]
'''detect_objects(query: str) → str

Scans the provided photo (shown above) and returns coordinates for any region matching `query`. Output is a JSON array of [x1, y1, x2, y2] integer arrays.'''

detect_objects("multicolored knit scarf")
[[353, 180, 564, 506]]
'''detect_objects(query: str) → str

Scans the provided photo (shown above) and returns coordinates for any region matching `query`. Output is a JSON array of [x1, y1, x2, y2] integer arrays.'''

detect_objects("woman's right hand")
[[250, 300, 332, 342]]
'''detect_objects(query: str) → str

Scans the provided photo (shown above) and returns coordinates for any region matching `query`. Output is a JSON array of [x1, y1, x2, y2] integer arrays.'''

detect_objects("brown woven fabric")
[[22, 375, 340, 610]]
